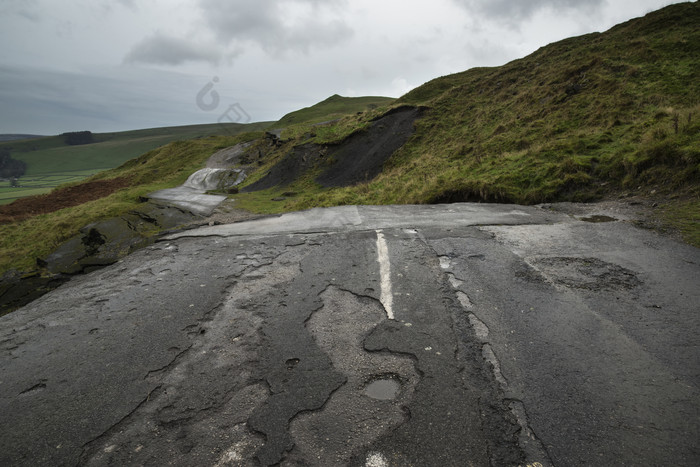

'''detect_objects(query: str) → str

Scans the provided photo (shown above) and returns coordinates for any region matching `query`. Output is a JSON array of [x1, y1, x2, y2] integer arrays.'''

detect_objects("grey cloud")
[[453, 0, 605, 22], [116, 0, 136, 8], [98, 0, 137, 12], [124, 33, 221, 66], [0, 65, 222, 134], [0, 0, 41, 22], [198, 0, 353, 55]]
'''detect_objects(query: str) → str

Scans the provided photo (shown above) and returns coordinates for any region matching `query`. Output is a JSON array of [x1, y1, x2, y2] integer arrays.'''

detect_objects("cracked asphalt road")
[[1, 204, 699, 466]]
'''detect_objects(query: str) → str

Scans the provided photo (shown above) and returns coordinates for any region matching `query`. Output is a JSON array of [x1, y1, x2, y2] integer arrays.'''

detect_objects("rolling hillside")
[[1, 2, 698, 278], [231, 2, 699, 242], [0, 122, 269, 204]]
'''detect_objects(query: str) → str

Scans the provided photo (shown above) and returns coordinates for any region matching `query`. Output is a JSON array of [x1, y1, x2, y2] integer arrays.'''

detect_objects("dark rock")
[[2, 202, 202, 314], [0, 270, 69, 316], [82, 228, 106, 255], [265, 129, 285, 147]]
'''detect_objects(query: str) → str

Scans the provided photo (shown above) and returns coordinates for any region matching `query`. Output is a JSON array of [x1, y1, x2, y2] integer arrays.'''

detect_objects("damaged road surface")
[[1, 204, 699, 466]]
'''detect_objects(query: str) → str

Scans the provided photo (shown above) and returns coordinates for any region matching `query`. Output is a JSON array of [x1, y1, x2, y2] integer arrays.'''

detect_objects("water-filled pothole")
[[364, 377, 400, 400], [579, 215, 617, 223], [286, 358, 300, 370]]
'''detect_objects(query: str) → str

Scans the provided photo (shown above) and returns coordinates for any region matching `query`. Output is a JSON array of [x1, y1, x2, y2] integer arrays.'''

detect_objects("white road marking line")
[[439, 256, 451, 269], [456, 291, 474, 310], [376, 230, 394, 320], [366, 451, 389, 467], [467, 313, 489, 340]]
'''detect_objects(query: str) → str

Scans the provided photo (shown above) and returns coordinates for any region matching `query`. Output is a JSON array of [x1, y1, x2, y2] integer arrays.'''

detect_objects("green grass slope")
[[232, 2, 699, 244], [0, 122, 269, 204], [273, 94, 396, 127], [0, 131, 264, 274], [387, 2, 699, 204]]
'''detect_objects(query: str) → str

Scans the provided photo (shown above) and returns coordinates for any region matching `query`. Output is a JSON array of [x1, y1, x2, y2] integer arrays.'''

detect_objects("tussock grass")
[[663, 197, 700, 247]]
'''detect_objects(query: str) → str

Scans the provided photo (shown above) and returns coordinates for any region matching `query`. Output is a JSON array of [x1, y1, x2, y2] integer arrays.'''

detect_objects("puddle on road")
[[579, 215, 617, 223], [286, 358, 300, 370], [364, 377, 400, 400]]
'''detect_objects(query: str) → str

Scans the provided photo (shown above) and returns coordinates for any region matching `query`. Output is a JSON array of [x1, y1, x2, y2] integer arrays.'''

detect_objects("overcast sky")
[[0, 0, 687, 135]]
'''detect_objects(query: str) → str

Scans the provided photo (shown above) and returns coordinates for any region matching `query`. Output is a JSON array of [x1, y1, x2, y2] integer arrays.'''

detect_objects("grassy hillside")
[[0, 131, 264, 274], [1, 3, 699, 279], [231, 2, 699, 244], [0, 122, 269, 204], [273, 94, 396, 127], [387, 3, 699, 204], [0, 94, 394, 275]]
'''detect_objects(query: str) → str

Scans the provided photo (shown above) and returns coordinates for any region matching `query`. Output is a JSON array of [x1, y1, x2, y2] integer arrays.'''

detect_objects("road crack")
[[144, 344, 193, 381], [77, 384, 164, 465]]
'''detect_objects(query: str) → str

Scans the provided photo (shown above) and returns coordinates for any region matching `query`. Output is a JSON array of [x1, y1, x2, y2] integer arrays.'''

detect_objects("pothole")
[[579, 215, 617, 223], [532, 257, 641, 290], [285, 358, 300, 370], [364, 377, 401, 400]]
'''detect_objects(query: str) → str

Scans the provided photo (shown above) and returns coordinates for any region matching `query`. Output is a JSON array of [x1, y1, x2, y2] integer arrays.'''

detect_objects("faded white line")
[[375, 230, 394, 320], [439, 256, 451, 269], [366, 451, 388, 467], [482, 344, 507, 386]]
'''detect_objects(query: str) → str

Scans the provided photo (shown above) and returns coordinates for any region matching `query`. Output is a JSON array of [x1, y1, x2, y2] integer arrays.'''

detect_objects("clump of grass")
[[662, 197, 700, 248]]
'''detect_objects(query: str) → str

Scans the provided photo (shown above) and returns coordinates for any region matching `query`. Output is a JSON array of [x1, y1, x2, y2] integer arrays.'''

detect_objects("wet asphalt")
[[1, 203, 698, 466]]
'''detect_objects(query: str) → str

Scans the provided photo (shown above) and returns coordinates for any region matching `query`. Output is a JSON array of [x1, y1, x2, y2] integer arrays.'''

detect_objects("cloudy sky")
[[0, 0, 687, 135]]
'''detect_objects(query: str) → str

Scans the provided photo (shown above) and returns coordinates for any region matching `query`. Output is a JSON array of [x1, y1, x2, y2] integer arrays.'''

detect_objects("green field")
[[0, 97, 392, 204], [0, 122, 270, 203], [0, 170, 101, 204]]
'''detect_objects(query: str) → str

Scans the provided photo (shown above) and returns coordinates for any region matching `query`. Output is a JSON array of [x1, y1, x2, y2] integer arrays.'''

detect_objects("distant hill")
[[0, 122, 270, 205], [273, 94, 396, 127], [0, 135, 44, 142]]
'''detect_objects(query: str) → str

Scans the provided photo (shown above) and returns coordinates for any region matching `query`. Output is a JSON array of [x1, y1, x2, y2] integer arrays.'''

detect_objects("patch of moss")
[[663, 198, 700, 248]]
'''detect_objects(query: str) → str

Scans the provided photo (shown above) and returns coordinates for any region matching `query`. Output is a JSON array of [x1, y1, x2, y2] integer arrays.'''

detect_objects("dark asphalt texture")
[[1, 203, 698, 466]]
